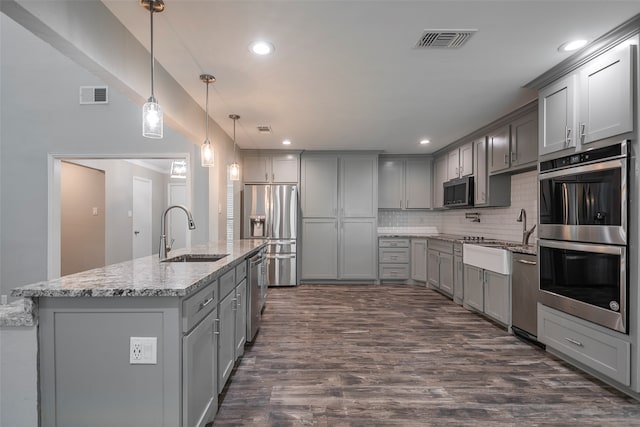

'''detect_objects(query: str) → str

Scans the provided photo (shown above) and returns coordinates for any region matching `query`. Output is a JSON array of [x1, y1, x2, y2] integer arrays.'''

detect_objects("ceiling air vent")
[[79, 86, 108, 104], [257, 125, 272, 134], [415, 29, 477, 49]]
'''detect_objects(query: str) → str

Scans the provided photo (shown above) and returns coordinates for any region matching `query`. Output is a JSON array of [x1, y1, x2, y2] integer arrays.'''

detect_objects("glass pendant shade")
[[142, 97, 163, 139], [229, 161, 240, 181], [201, 140, 214, 167]]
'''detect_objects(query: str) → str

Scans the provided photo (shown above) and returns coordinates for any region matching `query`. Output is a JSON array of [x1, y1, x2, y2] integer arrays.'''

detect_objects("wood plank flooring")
[[212, 285, 640, 426]]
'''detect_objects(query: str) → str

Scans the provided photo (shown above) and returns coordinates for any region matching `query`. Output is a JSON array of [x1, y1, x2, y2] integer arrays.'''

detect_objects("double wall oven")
[[538, 141, 628, 333]]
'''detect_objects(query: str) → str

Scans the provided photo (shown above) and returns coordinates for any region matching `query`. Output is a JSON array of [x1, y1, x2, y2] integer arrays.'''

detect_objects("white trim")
[[47, 153, 191, 280]]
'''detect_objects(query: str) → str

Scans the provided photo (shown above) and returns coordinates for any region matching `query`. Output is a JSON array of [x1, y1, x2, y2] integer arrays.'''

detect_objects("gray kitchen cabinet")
[[183, 308, 218, 427], [539, 74, 576, 156], [411, 239, 428, 282], [301, 153, 377, 281], [340, 218, 377, 280], [463, 264, 510, 326], [447, 141, 473, 180], [509, 111, 538, 171], [379, 157, 431, 209], [234, 278, 247, 360], [379, 238, 410, 281], [433, 155, 448, 208], [578, 45, 634, 146], [474, 135, 511, 207], [488, 125, 511, 174], [217, 289, 235, 394], [426, 239, 454, 297], [300, 154, 338, 217], [244, 152, 299, 183], [453, 243, 463, 304], [301, 218, 338, 279]]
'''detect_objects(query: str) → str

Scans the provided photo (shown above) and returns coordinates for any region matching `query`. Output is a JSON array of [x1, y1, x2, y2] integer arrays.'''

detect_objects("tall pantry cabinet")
[[300, 153, 378, 281]]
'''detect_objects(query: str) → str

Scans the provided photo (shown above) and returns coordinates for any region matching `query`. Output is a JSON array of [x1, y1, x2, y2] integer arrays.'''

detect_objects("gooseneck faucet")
[[159, 205, 196, 259], [516, 208, 536, 246]]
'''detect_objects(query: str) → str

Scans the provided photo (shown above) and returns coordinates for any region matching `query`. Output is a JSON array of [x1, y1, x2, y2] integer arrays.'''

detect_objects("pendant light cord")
[[233, 117, 236, 160], [149, 1, 156, 100], [205, 81, 210, 142]]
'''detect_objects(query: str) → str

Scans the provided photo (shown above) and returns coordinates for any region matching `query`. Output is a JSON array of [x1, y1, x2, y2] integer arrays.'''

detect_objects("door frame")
[[132, 176, 153, 259], [47, 153, 191, 280]]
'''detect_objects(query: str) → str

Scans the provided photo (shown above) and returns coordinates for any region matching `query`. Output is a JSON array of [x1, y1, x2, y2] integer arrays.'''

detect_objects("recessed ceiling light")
[[419, 139, 430, 145], [282, 139, 291, 145], [249, 41, 275, 55], [558, 39, 588, 52]]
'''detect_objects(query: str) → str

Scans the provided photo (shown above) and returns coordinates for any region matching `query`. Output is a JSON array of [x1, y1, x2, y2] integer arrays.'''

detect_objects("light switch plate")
[[129, 337, 157, 364]]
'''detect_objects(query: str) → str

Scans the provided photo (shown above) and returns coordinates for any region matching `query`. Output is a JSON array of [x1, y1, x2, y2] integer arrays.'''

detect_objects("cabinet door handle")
[[503, 153, 509, 165], [236, 292, 241, 310], [580, 123, 586, 142], [199, 297, 214, 311], [564, 337, 583, 347], [565, 126, 572, 147], [214, 319, 220, 335], [265, 173, 268, 181], [272, 173, 275, 181], [232, 297, 238, 311], [511, 151, 516, 162]]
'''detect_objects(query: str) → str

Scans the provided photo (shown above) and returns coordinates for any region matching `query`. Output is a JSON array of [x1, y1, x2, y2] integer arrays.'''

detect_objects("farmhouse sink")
[[162, 254, 228, 263], [463, 244, 511, 274]]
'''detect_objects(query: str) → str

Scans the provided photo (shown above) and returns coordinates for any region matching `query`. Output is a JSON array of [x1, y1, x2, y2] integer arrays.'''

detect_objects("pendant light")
[[229, 114, 240, 181], [200, 74, 216, 167], [141, 0, 165, 139]]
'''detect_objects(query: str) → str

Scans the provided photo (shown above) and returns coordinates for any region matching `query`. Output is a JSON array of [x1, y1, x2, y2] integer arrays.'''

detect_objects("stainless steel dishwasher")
[[246, 251, 263, 342], [511, 252, 543, 345]]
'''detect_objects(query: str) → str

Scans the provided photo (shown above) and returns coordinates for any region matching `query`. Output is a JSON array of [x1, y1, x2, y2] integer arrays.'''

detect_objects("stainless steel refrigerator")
[[243, 184, 298, 287]]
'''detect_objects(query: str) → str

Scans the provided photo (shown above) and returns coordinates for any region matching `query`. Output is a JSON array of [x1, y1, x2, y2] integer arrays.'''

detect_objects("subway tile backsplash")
[[378, 170, 538, 243]]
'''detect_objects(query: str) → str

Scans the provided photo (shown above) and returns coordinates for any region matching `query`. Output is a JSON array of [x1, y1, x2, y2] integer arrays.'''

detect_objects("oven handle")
[[539, 158, 626, 180], [539, 239, 626, 256], [561, 183, 569, 225]]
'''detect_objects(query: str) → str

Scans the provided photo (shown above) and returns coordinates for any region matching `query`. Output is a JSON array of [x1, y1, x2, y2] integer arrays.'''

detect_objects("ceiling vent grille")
[[79, 86, 109, 104], [415, 30, 476, 49], [257, 125, 272, 134]]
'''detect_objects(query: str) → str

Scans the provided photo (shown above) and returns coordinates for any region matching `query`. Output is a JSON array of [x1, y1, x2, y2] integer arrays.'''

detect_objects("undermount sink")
[[463, 244, 511, 274], [161, 254, 228, 263]]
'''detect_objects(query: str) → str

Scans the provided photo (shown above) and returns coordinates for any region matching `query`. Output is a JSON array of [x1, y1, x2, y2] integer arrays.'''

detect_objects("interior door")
[[132, 176, 152, 258]]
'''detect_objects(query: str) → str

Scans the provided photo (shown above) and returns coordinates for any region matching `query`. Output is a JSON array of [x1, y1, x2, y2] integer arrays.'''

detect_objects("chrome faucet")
[[516, 208, 536, 246], [159, 205, 196, 259]]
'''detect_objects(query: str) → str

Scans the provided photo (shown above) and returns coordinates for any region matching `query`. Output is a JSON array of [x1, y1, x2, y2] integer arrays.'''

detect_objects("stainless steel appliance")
[[539, 141, 627, 245], [247, 251, 263, 342], [511, 253, 541, 343], [539, 240, 627, 333], [538, 141, 629, 333], [243, 184, 298, 287], [443, 176, 474, 208]]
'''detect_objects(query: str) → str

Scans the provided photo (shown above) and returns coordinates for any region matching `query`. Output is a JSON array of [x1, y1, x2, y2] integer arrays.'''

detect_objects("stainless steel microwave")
[[443, 176, 474, 208]]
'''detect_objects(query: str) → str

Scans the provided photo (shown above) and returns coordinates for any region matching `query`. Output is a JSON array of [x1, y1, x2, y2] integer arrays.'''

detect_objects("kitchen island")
[[10, 239, 266, 427]]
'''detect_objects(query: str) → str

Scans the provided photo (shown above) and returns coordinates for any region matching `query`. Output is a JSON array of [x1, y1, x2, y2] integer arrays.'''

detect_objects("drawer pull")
[[565, 337, 583, 347], [199, 297, 214, 311], [517, 259, 537, 266]]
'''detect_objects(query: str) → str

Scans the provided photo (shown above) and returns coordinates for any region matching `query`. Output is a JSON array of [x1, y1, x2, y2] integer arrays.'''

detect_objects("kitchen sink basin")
[[162, 254, 228, 263], [463, 244, 511, 274]]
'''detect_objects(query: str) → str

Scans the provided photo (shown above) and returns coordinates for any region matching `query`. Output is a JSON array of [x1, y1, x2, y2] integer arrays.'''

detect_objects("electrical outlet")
[[129, 337, 157, 364]]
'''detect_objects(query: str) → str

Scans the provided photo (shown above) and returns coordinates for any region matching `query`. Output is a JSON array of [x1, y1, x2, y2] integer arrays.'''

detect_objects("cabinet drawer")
[[235, 261, 247, 283], [379, 264, 410, 280], [218, 268, 236, 299], [379, 247, 410, 263], [182, 283, 217, 333], [428, 239, 453, 254], [379, 238, 409, 248], [539, 305, 630, 386]]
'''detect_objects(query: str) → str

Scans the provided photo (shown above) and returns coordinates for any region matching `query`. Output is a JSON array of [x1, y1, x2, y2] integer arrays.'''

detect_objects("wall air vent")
[[415, 29, 477, 49], [79, 86, 109, 104], [257, 125, 272, 134]]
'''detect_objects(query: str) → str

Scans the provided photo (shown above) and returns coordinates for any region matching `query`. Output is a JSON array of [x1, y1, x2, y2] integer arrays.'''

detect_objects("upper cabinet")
[[489, 110, 538, 175], [539, 45, 634, 157], [447, 142, 473, 180], [379, 157, 432, 209], [243, 152, 300, 183], [488, 125, 511, 174], [433, 155, 447, 209]]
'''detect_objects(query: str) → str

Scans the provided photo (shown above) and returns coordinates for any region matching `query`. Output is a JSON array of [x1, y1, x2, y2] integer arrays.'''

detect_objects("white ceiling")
[[102, 1, 640, 154]]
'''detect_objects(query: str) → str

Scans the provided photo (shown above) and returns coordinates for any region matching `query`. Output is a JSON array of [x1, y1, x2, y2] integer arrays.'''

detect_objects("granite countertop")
[[11, 240, 265, 300], [0, 298, 37, 327]]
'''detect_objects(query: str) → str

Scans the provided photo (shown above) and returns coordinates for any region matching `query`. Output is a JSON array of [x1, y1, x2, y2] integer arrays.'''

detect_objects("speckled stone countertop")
[[0, 298, 37, 327], [11, 240, 265, 300]]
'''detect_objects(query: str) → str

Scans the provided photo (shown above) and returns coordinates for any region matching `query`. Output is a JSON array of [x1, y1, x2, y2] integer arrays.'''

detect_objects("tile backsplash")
[[378, 170, 538, 243]]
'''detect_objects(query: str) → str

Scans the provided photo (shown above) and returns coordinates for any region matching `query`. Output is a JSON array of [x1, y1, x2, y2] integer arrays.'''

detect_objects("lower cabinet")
[[427, 239, 454, 296], [379, 238, 410, 280], [463, 264, 510, 326], [538, 304, 631, 386], [410, 239, 427, 282], [453, 243, 464, 304], [217, 288, 236, 394], [234, 278, 247, 360]]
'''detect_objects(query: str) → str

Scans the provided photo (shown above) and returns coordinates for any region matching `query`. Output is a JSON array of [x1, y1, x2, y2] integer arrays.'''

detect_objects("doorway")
[[132, 176, 153, 259]]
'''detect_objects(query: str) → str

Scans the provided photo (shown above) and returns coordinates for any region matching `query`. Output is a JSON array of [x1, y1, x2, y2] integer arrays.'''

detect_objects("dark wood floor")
[[213, 285, 640, 426]]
